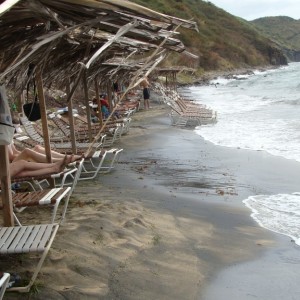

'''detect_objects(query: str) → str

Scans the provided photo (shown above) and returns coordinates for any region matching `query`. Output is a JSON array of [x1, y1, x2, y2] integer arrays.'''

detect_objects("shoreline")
[[178, 64, 281, 87], [101, 104, 300, 300], [5, 101, 300, 299]]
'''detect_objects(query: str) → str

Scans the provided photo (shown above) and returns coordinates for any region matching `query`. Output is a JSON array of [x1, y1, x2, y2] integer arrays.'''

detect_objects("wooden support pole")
[[0, 145, 14, 226], [172, 72, 174, 91], [66, 79, 77, 153], [107, 80, 114, 111], [173, 72, 176, 91], [94, 78, 103, 127], [107, 81, 113, 111], [35, 67, 52, 162], [83, 71, 93, 142], [17, 92, 23, 113], [66, 68, 84, 103], [35, 67, 54, 187]]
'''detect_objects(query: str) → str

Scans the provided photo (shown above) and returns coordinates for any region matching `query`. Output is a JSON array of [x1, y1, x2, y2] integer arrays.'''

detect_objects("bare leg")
[[33, 145, 65, 159], [13, 148, 50, 163], [144, 99, 150, 110], [34, 145, 81, 162], [13, 146, 81, 163], [10, 156, 67, 178]]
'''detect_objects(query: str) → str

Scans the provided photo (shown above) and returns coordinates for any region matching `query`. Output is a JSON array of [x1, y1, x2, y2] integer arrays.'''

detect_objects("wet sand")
[[3, 101, 300, 299]]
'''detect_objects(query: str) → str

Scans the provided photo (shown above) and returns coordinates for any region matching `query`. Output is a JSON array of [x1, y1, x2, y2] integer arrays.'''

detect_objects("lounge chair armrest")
[[52, 167, 78, 187]]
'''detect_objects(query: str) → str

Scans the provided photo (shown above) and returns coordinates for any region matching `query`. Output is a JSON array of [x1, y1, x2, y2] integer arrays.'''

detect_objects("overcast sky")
[[209, 0, 300, 21]]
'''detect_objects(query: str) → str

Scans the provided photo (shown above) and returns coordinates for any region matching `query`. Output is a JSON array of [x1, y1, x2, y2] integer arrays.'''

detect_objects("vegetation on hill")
[[131, 0, 287, 72], [251, 16, 300, 61]]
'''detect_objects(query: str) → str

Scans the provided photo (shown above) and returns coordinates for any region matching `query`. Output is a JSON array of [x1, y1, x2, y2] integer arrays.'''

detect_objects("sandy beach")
[[3, 100, 300, 300]]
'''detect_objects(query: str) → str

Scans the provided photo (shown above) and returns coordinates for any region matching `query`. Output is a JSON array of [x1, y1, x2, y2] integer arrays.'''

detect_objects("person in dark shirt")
[[140, 77, 150, 110]]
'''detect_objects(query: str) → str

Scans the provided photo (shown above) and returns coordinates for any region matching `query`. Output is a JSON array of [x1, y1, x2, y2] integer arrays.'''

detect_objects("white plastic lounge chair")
[[19, 115, 103, 151], [102, 126, 122, 147], [48, 113, 107, 143], [38, 159, 83, 222], [80, 149, 110, 180], [28, 159, 84, 223], [0, 273, 10, 300], [11, 164, 78, 191], [0, 223, 59, 293], [57, 158, 84, 195], [80, 148, 123, 180], [98, 148, 123, 174], [7, 187, 72, 225], [5, 160, 83, 226]]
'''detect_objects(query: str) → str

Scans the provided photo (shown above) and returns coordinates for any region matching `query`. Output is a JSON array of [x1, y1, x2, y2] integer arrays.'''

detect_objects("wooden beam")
[[107, 81, 113, 111], [0, 145, 14, 226], [17, 91, 23, 113], [83, 71, 93, 142], [35, 66, 52, 162], [66, 79, 77, 153], [94, 78, 103, 127], [35, 66, 54, 188]]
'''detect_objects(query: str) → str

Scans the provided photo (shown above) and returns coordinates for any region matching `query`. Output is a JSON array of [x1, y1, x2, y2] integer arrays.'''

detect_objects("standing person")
[[113, 81, 119, 93], [141, 77, 150, 110]]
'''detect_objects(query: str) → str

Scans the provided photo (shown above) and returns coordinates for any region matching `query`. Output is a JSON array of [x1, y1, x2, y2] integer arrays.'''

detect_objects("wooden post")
[[94, 78, 103, 127], [35, 66, 54, 187], [107, 81, 113, 111], [35, 67, 52, 162], [17, 91, 24, 113], [173, 72, 176, 91], [107, 81, 112, 101], [0, 145, 14, 226], [66, 79, 77, 153], [83, 71, 92, 142]]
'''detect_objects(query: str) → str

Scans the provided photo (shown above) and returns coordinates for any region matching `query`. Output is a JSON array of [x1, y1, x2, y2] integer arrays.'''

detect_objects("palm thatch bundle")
[[0, 0, 198, 97]]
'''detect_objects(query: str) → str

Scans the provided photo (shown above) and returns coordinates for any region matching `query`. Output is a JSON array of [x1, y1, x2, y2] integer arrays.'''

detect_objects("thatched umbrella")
[[0, 0, 198, 226]]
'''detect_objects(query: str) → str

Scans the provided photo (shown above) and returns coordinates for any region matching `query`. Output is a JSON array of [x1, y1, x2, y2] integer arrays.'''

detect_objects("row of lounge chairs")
[[0, 98, 138, 295], [1, 83, 200, 295], [153, 83, 217, 127]]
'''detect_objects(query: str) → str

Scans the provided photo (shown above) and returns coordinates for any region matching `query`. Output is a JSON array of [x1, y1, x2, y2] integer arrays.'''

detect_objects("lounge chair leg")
[[5, 225, 59, 293]]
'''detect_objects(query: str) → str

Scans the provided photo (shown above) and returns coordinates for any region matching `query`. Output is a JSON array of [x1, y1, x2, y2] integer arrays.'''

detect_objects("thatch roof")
[[0, 0, 198, 95]]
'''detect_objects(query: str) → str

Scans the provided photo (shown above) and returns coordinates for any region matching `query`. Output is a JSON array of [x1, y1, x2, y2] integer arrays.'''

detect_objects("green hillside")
[[131, 0, 287, 71], [251, 16, 300, 61]]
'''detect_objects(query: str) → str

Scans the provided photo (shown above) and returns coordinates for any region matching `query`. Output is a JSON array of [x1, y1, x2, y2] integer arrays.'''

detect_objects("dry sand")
[[2, 101, 300, 300]]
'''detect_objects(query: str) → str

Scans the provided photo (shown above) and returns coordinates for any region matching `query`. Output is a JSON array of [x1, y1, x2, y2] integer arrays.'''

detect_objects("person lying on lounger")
[[8, 143, 81, 163], [9, 155, 69, 178], [0, 155, 68, 184]]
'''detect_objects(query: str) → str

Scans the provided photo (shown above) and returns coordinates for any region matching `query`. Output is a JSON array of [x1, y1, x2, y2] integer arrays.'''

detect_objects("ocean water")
[[183, 62, 300, 245]]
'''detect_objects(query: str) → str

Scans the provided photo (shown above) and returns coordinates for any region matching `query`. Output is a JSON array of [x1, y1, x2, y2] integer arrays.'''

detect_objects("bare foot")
[[54, 155, 68, 173], [83, 151, 93, 159], [62, 154, 69, 169], [71, 154, 82, 162], [67, 154, 75, 164]]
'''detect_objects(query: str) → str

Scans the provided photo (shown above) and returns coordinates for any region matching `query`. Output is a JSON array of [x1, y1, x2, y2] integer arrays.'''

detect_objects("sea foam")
[[183, 62, 300, 246]]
